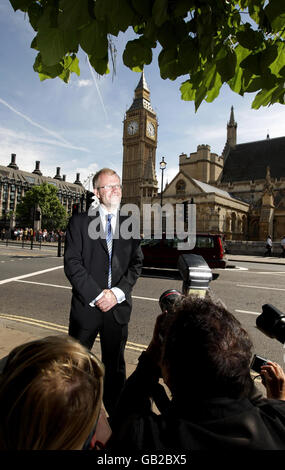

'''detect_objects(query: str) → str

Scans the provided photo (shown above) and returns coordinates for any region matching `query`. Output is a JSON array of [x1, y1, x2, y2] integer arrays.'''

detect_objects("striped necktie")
[[106, 214, 113, 288]]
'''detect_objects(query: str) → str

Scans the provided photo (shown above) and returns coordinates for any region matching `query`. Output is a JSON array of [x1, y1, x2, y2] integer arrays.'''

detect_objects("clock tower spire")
[[122, 71, 158, 209]]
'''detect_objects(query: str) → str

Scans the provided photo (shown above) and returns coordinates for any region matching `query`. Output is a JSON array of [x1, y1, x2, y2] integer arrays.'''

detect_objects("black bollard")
[[57, 233, 62, 257]]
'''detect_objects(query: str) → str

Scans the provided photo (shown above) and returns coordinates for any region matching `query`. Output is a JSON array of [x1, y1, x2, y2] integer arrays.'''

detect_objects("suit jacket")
[[64, 210, 143, 327]]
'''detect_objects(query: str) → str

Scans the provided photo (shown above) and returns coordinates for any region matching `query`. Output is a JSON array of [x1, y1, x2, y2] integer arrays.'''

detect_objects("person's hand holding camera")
[[145, 312, 167, 369], [261, 361, 285, 400]]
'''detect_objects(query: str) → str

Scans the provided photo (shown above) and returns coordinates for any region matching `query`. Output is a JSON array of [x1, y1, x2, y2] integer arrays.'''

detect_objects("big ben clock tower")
[[122, 71, 158, 209]]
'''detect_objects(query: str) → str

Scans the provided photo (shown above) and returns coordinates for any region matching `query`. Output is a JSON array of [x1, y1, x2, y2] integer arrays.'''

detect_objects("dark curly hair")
[[161, 297, 254, 400]]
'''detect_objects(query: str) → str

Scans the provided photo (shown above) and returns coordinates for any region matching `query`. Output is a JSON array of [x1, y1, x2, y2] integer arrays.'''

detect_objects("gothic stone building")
[[122, 73, 285, 241], [218, 109, 285, 240], [122, 73, 249, 239]]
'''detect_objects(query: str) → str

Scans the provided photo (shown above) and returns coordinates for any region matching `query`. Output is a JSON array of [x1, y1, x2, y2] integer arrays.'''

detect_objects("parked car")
[[141, 233, 227, 269]]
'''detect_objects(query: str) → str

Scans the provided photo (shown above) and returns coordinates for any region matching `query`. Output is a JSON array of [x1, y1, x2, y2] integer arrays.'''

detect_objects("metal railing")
[[0, 237, 65, 257]]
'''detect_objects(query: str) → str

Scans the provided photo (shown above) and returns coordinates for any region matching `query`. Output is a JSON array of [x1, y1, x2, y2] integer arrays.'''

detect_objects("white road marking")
[[0, 265, 63, 285], [237, 283, 285, 292], [235, 309, 259, 316], [219, 266, 249, 271], [11, 280, 160, 301], [15, 279, 71, 289], [132, 295, 158, 302], [216, 268, 285, 274], [246, 271, 285, 275]]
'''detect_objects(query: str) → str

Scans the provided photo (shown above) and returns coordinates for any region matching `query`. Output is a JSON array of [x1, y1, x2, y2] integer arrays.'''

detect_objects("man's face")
[[94, 173, 122, 211]]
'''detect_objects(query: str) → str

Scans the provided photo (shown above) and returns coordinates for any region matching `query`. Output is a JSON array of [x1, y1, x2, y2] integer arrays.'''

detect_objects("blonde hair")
[[0, 335, 104, 450], [92, 168, 119, 189]]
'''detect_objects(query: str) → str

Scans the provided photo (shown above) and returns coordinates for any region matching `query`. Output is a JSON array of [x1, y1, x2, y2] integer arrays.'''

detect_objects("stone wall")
[[225, 240, 284, 257]]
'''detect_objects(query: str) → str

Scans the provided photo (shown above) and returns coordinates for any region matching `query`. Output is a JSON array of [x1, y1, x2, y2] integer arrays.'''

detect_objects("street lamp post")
[[159, 156, 167, 206]]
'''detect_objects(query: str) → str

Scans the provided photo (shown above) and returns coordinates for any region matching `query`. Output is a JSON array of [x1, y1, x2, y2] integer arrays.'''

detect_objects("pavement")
[[0, 253, 284, 377], [226, 253, 285, 265], [0, 321, 138, 377]]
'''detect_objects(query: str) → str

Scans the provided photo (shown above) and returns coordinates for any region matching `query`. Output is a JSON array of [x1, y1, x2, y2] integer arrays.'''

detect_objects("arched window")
[[176, 179, 186, 195]]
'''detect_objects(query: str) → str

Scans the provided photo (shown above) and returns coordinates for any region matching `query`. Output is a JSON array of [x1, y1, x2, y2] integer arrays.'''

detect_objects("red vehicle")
[[141, 233, 227, 269]]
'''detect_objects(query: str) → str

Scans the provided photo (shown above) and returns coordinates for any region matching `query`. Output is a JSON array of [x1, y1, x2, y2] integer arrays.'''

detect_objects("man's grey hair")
[[92, 168, 120, 189]]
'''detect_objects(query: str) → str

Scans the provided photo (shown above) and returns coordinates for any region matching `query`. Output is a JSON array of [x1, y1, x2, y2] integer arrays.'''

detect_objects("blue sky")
[[1, 2, 285, 191]]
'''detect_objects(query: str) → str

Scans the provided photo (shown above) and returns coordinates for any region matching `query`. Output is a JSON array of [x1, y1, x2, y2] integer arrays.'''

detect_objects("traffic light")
[[72, 203, 80, 215], [35, 210, 41, 221]]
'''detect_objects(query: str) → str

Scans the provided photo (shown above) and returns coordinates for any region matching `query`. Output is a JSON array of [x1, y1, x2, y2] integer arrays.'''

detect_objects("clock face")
[[147, 121, 155, 138], [127, 120, 138, 135]]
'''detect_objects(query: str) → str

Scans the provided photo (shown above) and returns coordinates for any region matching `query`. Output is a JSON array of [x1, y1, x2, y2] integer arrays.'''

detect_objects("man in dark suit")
[[64, 168, 143, 416]]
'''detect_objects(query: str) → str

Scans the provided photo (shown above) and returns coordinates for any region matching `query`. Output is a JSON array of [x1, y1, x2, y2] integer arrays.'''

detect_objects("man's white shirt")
[[89, 204, 125, 308]]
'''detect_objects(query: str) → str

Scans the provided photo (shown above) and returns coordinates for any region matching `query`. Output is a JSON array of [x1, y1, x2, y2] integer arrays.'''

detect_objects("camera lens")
[[159, 289, 183, 314], [256, 304, 285, 344]]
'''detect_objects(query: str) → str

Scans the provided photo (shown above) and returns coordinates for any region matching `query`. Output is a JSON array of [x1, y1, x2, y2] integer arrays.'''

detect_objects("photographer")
[[110, 296, 285, 450]]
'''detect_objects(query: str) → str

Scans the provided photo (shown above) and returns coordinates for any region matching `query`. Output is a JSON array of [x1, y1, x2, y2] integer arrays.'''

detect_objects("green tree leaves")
[[9, 0, 285, 110], [58, 0, 91, 31], [16, 183, 68, 231], [152, 0, 169, 27], [37, 28, 67, 66], [236, 24, 264, 50], [265, 0, 285, 32], [270, 43, 285, 77], [216, 48, 237, 83], [123, 38, 152, 71], [80, 20, 108, 58]]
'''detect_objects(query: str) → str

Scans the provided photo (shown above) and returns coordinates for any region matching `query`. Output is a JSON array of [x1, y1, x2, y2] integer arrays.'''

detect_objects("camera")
[[256, 304, 285, 344], [250, 354, 268, 374], [158, 289, 183, 341], [177, 253, 212, 297], [159, 289, 183, 314], [157, 255, 213, 340]]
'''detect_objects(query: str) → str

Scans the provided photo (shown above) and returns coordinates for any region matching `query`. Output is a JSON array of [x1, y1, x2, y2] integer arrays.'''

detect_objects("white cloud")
[[0, 141, 52, 175], [0, 98, 90, 152], [0, 127, 90, 152], [77, 79, 93, 87], [87, 56, 108, 122], [0, 135, 87, 183], [183, 125, 226, 144], [0, 97, 67, 144], [237, 107, 285, 143], [73, 163, 99, 190], [161, 166, 178, 189]]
